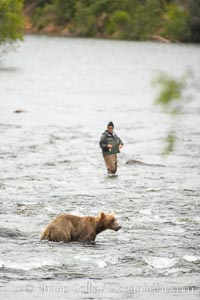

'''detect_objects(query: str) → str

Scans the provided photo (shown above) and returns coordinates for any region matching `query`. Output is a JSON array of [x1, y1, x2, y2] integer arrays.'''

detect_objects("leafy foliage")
[[107, 10, 132, 39], [23, 0, 200, 42], [162, 2, 190, 41], [1, 0, 199, 43], [0, 0, 24, 44], [163, 133, 176, 155], [153, 72, 187, 114], [188, 0, 200, 42], [152, 71, 193, 154]]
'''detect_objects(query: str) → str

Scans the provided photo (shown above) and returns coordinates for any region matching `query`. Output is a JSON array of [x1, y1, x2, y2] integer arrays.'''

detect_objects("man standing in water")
[[99, 121, 123, 175]]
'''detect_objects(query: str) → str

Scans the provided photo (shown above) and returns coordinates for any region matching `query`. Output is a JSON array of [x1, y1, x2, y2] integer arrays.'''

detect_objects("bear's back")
[[41, 214, 97, 242]]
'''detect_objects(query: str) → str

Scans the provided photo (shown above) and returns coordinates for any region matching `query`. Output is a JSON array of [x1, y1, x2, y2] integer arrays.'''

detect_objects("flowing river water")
[[0, 36, 200, 300]]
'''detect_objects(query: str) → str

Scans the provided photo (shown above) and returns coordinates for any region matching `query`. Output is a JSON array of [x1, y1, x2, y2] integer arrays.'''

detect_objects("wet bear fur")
[[40, 212, 121, 242]]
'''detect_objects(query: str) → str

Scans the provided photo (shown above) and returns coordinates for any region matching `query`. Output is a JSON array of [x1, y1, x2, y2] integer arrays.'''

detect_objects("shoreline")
[[24, 14, 170, 44]]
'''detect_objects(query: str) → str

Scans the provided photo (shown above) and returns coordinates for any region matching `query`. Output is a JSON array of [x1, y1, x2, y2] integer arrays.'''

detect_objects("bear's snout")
[[111, 222, 121, 231], [115, 225, 121, 231]]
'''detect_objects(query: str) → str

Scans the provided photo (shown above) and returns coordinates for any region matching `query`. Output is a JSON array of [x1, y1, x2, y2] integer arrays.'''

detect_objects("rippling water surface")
[[0, 36, 200, 299]]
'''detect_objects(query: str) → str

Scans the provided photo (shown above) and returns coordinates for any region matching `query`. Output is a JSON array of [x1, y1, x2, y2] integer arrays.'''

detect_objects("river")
[[0, 35, 200, 300]]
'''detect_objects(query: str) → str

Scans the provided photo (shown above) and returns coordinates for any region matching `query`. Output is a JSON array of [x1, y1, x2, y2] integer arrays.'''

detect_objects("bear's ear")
[[100, 212, 106, 219]]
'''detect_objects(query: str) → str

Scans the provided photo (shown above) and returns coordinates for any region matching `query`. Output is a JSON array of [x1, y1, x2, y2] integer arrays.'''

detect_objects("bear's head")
[[99, 212, 121, 231]]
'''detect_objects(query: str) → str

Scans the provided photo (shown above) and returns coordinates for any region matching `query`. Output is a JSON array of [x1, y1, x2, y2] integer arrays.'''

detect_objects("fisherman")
[[99, 121, 123, 175]]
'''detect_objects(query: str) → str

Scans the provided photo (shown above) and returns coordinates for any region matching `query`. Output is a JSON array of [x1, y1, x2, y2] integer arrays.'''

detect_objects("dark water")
[[0, 36, 200, 299]]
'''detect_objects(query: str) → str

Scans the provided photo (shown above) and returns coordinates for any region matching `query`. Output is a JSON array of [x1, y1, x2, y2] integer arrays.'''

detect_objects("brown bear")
[[40, 212, 121, 242]]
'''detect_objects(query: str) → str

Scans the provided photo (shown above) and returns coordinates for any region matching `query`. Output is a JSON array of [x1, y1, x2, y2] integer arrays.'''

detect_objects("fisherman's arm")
[[117, 136, 123, 149], [99, 135, 108, 149]]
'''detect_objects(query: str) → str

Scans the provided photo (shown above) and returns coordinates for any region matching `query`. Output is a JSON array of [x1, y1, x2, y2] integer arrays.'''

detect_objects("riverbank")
[[23, 2, 107, 38], [24, 4, 69, 36], [23, 1, 192, 43], [24, 14, 170, 43]]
